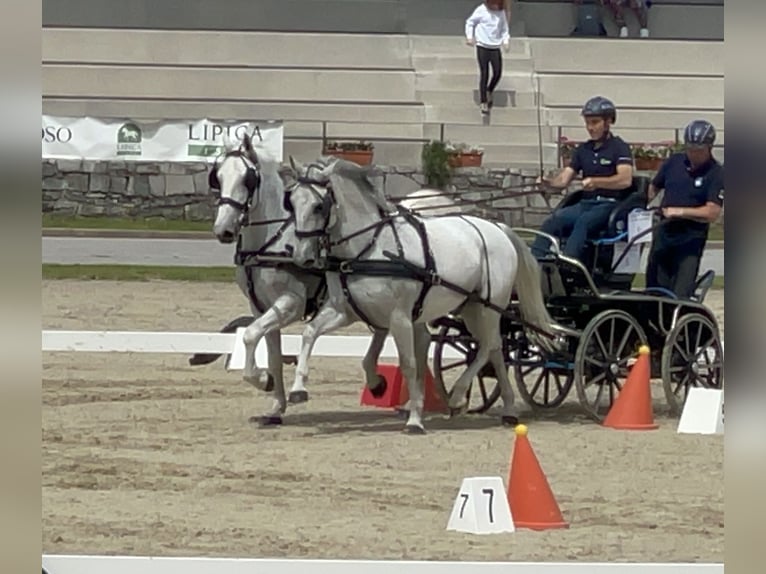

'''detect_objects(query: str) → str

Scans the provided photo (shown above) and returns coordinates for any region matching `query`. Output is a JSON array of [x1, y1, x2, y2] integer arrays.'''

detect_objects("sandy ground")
[[43, 280, 724, 562]]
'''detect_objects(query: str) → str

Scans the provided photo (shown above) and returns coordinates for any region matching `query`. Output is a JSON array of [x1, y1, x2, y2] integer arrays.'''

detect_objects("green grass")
[[41, 214, 726, 242], [42, 264, 235, 282], [42, 214, 211, 232], [42, 263, 724, 291]]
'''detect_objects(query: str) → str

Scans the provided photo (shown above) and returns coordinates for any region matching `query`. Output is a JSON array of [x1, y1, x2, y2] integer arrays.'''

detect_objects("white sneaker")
[[620, 26, 628, 38], [640, 27, 649, 38]]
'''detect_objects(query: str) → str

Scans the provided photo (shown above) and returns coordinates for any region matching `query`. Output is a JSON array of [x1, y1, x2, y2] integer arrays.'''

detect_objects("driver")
[[531, 96, 634, 263], [645, 119, 724, 299]]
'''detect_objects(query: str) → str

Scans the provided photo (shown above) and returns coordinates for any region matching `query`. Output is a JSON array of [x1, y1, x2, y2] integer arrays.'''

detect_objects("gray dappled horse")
[[282, 157, 559, 433]]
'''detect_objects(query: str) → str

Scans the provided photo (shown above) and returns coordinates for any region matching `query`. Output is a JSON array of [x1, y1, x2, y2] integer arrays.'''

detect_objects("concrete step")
[[424, 105, 544, 126], [284, 140, 424, 168], [423, 124, 556, 146], [537, 74, 723, 110], [417, 89, 537, 109], [409, 35, 530, 57], [43, 65, 417, 103], [286, 121, 424, 141], [416, 71, 536, 92], [42, 98, 427, 124], [478, 143, 559, 167], [546, 107, 726, 131], [413, 54, 534, 74], [528, 38, 724, 76], [43, 28, 413, 69]]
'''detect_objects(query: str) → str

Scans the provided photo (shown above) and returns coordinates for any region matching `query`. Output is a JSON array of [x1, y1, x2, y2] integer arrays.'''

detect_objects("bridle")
[[208, 148, 261, 215]]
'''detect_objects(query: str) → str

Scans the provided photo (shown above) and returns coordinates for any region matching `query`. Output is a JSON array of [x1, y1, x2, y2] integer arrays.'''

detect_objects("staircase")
[[409, 35, 558, 170]]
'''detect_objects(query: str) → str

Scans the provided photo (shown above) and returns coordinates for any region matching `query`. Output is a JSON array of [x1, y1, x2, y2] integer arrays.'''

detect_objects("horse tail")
[[502, 227, 558, 352]]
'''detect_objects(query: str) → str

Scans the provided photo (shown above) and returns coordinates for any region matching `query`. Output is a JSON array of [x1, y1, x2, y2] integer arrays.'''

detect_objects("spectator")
[[465, 0, 511, 115], [602, 0, 650, 38]]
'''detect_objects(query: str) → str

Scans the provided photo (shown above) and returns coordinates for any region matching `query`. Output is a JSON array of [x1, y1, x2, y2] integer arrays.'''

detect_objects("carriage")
[[428, 176, 724, 421]]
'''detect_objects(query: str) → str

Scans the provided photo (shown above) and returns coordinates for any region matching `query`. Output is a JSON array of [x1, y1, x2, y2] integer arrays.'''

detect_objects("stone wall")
[[41, 159, 566, 227]]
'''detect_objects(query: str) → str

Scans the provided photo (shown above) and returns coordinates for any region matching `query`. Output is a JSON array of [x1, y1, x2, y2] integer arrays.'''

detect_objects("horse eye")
[[312, 203, 324, 214]]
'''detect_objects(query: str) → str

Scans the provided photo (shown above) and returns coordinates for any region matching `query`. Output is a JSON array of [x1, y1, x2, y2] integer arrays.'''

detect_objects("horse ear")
[[242, 132, 252, 152], [222, 132, 234, 151], [289, 155, 304, 174]]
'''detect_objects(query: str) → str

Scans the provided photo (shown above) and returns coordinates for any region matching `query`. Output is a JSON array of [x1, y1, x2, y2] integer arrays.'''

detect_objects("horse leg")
[[446, 304, 494, 417], [361, 327, 389, 398], [488, 333, 519, 427], [388, 310, 425, 434], [288, 303, 352, 404], [242, 295, 303, 391], [254, 328, 288, 427]]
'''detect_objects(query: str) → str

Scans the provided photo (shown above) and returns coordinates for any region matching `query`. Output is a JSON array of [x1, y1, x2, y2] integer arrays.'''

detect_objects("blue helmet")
[[684, 120, 716, 146], [581, 96, 617, 123]]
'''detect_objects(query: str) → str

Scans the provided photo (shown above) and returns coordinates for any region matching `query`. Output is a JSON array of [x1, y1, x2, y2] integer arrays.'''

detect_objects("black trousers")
[[476, 45, 503, 104], [645, 229, 706, 299]]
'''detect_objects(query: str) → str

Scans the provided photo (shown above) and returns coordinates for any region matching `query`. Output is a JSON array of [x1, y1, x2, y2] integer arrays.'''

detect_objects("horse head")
[[211, 131, 275, 243]]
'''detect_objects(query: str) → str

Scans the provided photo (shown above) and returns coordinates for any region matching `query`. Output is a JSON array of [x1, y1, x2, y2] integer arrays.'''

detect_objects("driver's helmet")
[[581, 96, 617, 124], [683, 119, 716, 147]]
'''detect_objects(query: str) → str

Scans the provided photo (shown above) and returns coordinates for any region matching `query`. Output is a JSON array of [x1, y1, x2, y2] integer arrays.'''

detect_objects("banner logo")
[[116, 122, 143, 156]]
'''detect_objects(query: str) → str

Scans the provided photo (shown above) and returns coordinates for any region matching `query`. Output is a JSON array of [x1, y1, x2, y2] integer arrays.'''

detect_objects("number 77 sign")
[[446, 476, 515, 534]]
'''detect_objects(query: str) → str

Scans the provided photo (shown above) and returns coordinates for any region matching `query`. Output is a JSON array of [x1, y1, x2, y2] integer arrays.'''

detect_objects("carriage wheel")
[[661, 313, 724, 415], [574, 309, 648, 422], [431, 321, 503, 414], [513, 335, 575, 409]]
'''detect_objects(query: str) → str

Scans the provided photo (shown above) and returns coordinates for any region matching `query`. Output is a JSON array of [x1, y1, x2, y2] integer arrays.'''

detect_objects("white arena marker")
[[225, 328, 267, 371], [677, 387, 724, 435], [446, 477, 514, 535]]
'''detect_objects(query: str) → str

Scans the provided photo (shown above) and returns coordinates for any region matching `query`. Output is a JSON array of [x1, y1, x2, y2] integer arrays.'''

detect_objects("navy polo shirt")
[[653, 152, 724, 238], [569, 133, 634, 200]]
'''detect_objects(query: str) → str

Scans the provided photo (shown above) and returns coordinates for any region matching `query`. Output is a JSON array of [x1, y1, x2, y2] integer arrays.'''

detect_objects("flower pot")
[[324, 148, 374, 166], [448, 151, 483, 168], [635, 157, 663, 171]]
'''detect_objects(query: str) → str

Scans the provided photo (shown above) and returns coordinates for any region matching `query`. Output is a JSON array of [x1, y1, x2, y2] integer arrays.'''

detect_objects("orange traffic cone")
[[602, 345, 659, 430], [507, 424, 569, 530]]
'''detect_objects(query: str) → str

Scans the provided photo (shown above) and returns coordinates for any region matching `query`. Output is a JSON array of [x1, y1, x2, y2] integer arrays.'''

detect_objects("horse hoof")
[[501, 415, 520, 427], [255, 415, 283, 427], [449, 406, 467, 418], [369, 375, 387, 398], [262, 374, 275, 393], [403, 425, 426, 435], [288, 390, 310, 404]]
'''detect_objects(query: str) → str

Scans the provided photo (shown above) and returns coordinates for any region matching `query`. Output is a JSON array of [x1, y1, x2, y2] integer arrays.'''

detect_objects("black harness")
[[283, 171, 559, 343], [209, 149, 327, 320]]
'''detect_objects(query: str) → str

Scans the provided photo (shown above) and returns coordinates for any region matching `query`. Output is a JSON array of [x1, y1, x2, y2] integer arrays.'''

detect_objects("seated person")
[[645, 119, 724, 299], [531, 96, 634, 263], [601, 0, 650, 38]]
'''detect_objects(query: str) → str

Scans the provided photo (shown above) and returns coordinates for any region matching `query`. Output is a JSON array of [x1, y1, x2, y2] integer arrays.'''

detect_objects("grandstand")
[[42, 3, 724, 171]]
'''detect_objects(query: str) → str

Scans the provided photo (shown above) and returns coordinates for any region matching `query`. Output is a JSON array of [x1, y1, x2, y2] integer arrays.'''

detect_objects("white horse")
[[282, 156, 559, 433], [210, 134, 461, 424]]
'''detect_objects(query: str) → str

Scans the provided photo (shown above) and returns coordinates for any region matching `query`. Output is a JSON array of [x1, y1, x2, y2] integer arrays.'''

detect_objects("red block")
[[360, 363, 447, 413]]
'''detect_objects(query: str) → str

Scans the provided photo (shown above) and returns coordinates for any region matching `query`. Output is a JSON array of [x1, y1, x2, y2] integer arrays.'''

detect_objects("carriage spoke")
[[441, 359, 468, 372], [594, 330, 610, 360], [584, 356, 607, 368], [529, 371, 546, 398], [583, 371, 606, 389], [615, 324, 635, 359], [609, 319, 616, 357]]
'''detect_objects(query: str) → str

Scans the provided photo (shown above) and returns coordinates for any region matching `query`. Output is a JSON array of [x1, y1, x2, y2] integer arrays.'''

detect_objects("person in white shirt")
[[465, 0, 511, 115]]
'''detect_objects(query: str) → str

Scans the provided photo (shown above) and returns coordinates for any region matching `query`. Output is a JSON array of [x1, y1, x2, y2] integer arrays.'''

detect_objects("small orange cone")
[[507, 424, 569, 530], [602, 345, 659, 430]]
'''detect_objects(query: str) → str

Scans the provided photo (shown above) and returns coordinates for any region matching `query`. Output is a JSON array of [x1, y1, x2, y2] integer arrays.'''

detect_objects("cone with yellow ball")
[[506, 424, 569, 530], [602, 344, 659, 430]]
